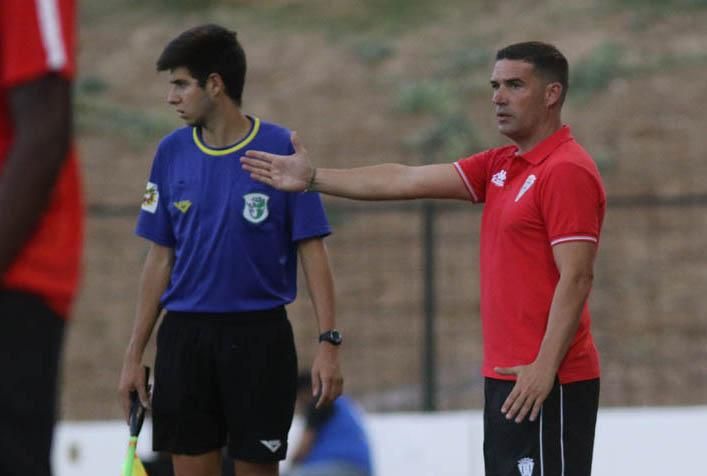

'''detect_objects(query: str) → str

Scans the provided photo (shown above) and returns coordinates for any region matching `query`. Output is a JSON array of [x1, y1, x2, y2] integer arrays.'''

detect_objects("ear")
[[205, 73, 224, 98], [545, 82, 563, 108]]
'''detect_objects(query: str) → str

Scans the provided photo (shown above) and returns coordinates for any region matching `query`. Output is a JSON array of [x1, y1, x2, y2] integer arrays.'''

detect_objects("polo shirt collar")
[[515, 125, 573, 165]]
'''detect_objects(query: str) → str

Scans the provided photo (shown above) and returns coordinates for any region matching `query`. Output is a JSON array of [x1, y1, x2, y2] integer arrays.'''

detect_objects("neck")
[[514, 116, 562, 155], [200, 103, 251, 148]]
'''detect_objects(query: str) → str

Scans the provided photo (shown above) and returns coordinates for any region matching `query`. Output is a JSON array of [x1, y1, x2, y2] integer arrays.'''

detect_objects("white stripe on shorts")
[[35, 0, 67, 70]]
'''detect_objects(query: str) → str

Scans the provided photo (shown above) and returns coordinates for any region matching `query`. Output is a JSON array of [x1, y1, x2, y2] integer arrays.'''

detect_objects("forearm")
[[313, 164, 419, 201], [535, 273, 593, 373], [298, 239, 336, 331], [0, 76, 71, 274], [124, 245, 173, 362]]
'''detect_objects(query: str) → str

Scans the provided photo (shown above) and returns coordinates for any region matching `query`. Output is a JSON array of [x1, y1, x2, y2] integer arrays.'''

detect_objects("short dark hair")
[[156, 24, 246, 105], [496, 41, 569, 104]]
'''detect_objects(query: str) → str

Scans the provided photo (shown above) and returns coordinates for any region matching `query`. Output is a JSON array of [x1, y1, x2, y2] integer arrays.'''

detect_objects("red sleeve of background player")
[[540, 162, 606, 246], [453, 149, 498, 203], [0, 0, 75, 88]]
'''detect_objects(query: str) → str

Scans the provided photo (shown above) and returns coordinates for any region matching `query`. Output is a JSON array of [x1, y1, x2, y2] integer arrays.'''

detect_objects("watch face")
[[321, 330, 342, 344]]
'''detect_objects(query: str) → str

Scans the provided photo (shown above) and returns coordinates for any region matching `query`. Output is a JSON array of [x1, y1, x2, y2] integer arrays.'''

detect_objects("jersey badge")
[[173, 200, 192, 213], [141, 182, 159, 213], [517, 457, 534, 476], [491, 170, 507, 187], [243, 193, 270, 224], [514, 174, 537, 202]]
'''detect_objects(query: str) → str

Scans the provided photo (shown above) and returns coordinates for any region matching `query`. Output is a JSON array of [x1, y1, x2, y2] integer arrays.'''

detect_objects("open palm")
[[241, 131, 314, 192]]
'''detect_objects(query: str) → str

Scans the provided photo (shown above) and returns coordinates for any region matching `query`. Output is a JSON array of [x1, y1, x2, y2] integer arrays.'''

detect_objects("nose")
[[167, 86, 180, 105], [492, 88, 506, 105]]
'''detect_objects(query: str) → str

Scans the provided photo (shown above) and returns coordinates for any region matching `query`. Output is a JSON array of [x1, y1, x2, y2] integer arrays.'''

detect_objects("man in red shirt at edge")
[[0, 1, 82, 475], [242, 42, 605, 476]]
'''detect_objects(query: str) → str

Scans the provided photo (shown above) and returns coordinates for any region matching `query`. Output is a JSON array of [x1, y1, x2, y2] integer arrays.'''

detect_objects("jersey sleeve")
[[453, 149, 496, 203], [289, 191, 332, 242], [283, 139, 332, 242], [0, 0, 76, 88], [540, 162, 605, 246], [135, 147, 176, 247]]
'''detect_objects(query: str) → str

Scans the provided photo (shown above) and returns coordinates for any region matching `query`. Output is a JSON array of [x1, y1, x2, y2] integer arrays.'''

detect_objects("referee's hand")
[[311, 344, 343, 408], [118, 359, 151, 422]]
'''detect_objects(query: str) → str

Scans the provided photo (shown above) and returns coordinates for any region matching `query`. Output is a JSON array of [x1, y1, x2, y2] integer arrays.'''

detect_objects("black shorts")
[[152, 307, 298, 462], [0, 290, 65, 476], [483, 377, 599, 476]]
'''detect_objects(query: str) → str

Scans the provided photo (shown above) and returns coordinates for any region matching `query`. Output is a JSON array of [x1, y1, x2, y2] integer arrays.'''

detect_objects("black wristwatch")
[[319, 329, 343, 346]]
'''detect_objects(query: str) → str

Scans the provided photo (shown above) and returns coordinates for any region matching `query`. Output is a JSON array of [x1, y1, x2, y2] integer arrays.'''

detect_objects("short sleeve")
[[289, 191, 332, 242], [284, 139, 332, 242], [540, 162, 605, 246], [454, 149, 496, 203], [0, 0, 76, 88], [135, 148, 176, 247]]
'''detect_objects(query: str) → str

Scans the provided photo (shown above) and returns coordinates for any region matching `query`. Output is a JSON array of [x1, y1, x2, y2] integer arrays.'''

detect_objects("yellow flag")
[[121, 452, 148, 476]]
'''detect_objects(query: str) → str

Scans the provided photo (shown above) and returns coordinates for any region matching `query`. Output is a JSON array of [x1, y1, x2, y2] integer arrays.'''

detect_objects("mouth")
[[496, 112, 512, 123]]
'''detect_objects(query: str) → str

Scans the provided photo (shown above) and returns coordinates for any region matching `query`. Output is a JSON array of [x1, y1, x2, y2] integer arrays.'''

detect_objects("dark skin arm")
[[0, 74, 72, 275]]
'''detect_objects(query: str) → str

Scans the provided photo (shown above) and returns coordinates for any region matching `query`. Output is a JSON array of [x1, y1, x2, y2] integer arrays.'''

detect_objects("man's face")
[[490, 59, 550, 142], [166, 66, 212, 127]]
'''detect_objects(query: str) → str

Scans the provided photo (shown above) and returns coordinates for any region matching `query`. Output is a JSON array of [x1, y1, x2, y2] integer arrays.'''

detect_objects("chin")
[[496, 123, 516, 137], [185, 119, 204, 128]]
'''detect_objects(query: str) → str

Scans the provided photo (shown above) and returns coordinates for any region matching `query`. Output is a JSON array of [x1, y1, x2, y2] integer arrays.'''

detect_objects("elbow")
[[565, 270, 594, 294]]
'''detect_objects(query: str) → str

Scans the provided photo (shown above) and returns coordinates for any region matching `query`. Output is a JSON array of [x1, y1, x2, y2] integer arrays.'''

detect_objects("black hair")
[[496, 41, 569, 104], [156, 24, 246, 105]]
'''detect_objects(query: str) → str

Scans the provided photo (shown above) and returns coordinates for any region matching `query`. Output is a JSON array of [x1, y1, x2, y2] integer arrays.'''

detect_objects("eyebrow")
[[490, 78, 525, 86]]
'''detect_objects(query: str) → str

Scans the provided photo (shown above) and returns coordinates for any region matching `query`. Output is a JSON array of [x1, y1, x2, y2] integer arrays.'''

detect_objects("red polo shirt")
[[454, 125, 605, 384], [0, 0, 83, 317]]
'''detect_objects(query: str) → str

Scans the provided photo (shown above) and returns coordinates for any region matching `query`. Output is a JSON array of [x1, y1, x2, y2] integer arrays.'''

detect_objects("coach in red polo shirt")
[[242, 41, 605, 476], [0, 1, 83, 474]]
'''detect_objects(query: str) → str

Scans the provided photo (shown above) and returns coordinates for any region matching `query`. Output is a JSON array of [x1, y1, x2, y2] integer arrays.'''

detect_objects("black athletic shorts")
[[0, 290, 65, 476], [152, 307, 298, 462], [483, 377, 600, 476]]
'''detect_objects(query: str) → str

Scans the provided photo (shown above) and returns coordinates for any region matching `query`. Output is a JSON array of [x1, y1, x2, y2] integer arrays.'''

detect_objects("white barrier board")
[[53, 406, 707, 475]]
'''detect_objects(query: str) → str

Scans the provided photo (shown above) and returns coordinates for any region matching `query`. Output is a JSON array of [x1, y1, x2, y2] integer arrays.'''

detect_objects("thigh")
[[234, 459, 279, 476], [171, 449, 221, 476], [483, 377, 599, 476], [484, 378, 549, 476], [152, 314, 226, 455], [221, 313, 298, 463], [0, 291, 64, 476], [562, 379, 599, 476]]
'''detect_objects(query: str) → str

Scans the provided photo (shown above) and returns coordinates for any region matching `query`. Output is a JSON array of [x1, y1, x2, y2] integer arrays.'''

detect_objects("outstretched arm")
[[242, 132, 471, 201]]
